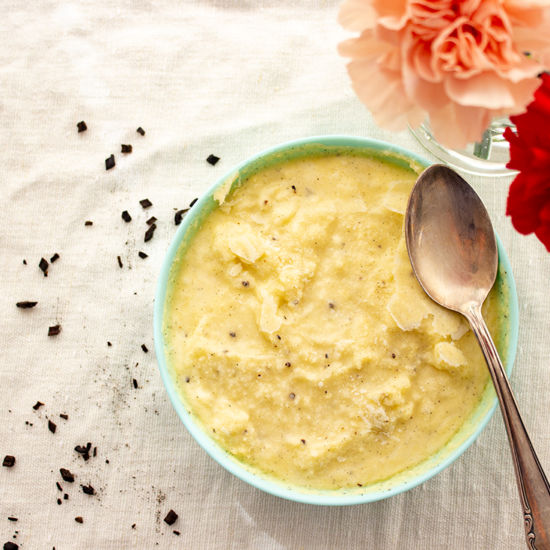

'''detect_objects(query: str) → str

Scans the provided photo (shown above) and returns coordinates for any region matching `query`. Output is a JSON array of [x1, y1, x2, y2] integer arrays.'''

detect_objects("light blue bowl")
[[154, 135, 519, 505]]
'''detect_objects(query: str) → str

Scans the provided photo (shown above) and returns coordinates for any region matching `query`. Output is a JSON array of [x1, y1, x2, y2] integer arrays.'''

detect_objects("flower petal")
[[338, 0, 377, 32]]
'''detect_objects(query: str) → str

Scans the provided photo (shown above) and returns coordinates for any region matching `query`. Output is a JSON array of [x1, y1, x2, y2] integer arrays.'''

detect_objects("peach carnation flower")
[[338, 0, 550, 148]]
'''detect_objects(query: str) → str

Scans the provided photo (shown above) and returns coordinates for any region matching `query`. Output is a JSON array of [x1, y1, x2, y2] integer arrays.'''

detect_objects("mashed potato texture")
[[164, 152, 503, 490]]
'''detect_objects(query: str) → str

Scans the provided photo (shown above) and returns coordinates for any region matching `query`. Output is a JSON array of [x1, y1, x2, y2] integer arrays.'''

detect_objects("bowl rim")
[[153, 134, 519, 505]]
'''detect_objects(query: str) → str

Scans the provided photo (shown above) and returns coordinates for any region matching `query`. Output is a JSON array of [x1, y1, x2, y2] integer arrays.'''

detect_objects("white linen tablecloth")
[[1, 1, 549, 548]]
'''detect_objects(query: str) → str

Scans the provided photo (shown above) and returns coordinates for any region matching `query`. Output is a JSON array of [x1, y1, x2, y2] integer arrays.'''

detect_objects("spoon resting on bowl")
[[405, 164, 550, 550]]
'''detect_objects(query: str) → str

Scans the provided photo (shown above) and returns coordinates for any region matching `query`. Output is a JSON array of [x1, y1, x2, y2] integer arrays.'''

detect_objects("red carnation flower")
[[504, 74, 550, 252]]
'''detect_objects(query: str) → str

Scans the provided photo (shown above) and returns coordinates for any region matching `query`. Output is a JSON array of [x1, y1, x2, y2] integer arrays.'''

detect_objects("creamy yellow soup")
[[164, 152, 504, 490]]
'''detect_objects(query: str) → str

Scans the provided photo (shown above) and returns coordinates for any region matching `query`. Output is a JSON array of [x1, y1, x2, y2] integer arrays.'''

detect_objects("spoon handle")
[[466, 305, 550, 550]]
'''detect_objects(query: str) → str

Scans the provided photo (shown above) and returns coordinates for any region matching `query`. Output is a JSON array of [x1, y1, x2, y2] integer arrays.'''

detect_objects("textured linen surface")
[[1, 1, 549, 549]]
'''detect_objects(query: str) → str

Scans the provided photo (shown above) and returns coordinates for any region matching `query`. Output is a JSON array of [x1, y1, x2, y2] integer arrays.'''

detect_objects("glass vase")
[[409, 117, 516, 177]]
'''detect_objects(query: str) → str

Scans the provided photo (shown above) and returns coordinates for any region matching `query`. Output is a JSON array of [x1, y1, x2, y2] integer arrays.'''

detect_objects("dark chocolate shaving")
[[139, 198, 152, 209], [117, 256, 123, 269], [33, 401, 44, 410], [144, 223, 156, 242], [141, 344, 148, 353], [84, 221, 93, 226], [206, 154, 220, 166], [132, 378, 138, 389], [189, 197, 198, 207], [59, 468, 75, 482], [138, 251, 148, 259], [48, 325, 61, 336], [174, 208, 189, 225], [75, 516, 83, 524], [2, 456, 15, 468], [60, 413, 68, 420], [121, 210, 132, 223], [39, 258, 49, 276], [48, 420, 57, 433], [105, 154, 115, 170], [164, 510, 178, 526], [81, 484, 95, 495], [121, 144, 132, 153], [77, 121, 87, 133], [146, 216, 157, 226], [136, 127, 145, 136], [16, 301, 37, 309], [50, 253, 60, 263]]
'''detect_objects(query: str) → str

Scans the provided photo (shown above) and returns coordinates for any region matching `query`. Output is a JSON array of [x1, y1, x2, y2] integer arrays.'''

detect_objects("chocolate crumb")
[[105, 154, 115, 170], [138, 251, 148, 259], [57, 498, 62, 505], [141, 344, 148, 353], [121, 144, 132, 153], [84, 221, 93, 226], [50, 253, 60, 263], [77, 121, 87, 133], [4, 542, 18, 550], [131, 524, 136, 529], [105, 459, 109, 464], [132, 378, 138, 389], [357, 483, 363, 487], [56, 482, 62, 492], [241, 280, 249, 287], [136, 127, 145, 136], [81, 484, 95, 495], [39, 258, 49, 276], [328, 302, 335, 309], [301, 439, 306, 444], [229, 332, 236, 338], [7, 517, 17, 522], [64, 494, 69, 500], [173, 530, 180, 536], [3, 456, 15, 468], [139, 198, 152, 209], [144, 223, 156, 242], [60, 413, 68, 420], [75, 516, 83, 524], [206, 154, 220, 166], [33, 401, 44, 410], [22, 259, 27, 265], [16, 301, 37, 309], [391, 353, 396, 359], [146, 216, 157, 226], [164, 510, 178, 526], [189, 197, 198, 208], [291, 185, 296, 193], [117, 256, 123, 269], [121, 210, 132, 223], [285, 362, 291, 367], [107, 341, 112, 347], [48, 420, 57, 433], [185, 377, 190, 383], [48, 325, 61, 336], [93, 447, 97, 457], [74, 444, 91, 461], [59, 468, 75, 482], [174, 208, 189, 225]]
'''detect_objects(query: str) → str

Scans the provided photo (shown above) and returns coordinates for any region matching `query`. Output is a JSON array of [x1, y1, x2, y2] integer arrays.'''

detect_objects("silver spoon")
[[405, 164, 550, 549]]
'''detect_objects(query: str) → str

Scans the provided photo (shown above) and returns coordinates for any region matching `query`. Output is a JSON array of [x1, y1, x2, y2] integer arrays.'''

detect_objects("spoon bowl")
[[405, 164, 497, 314]]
